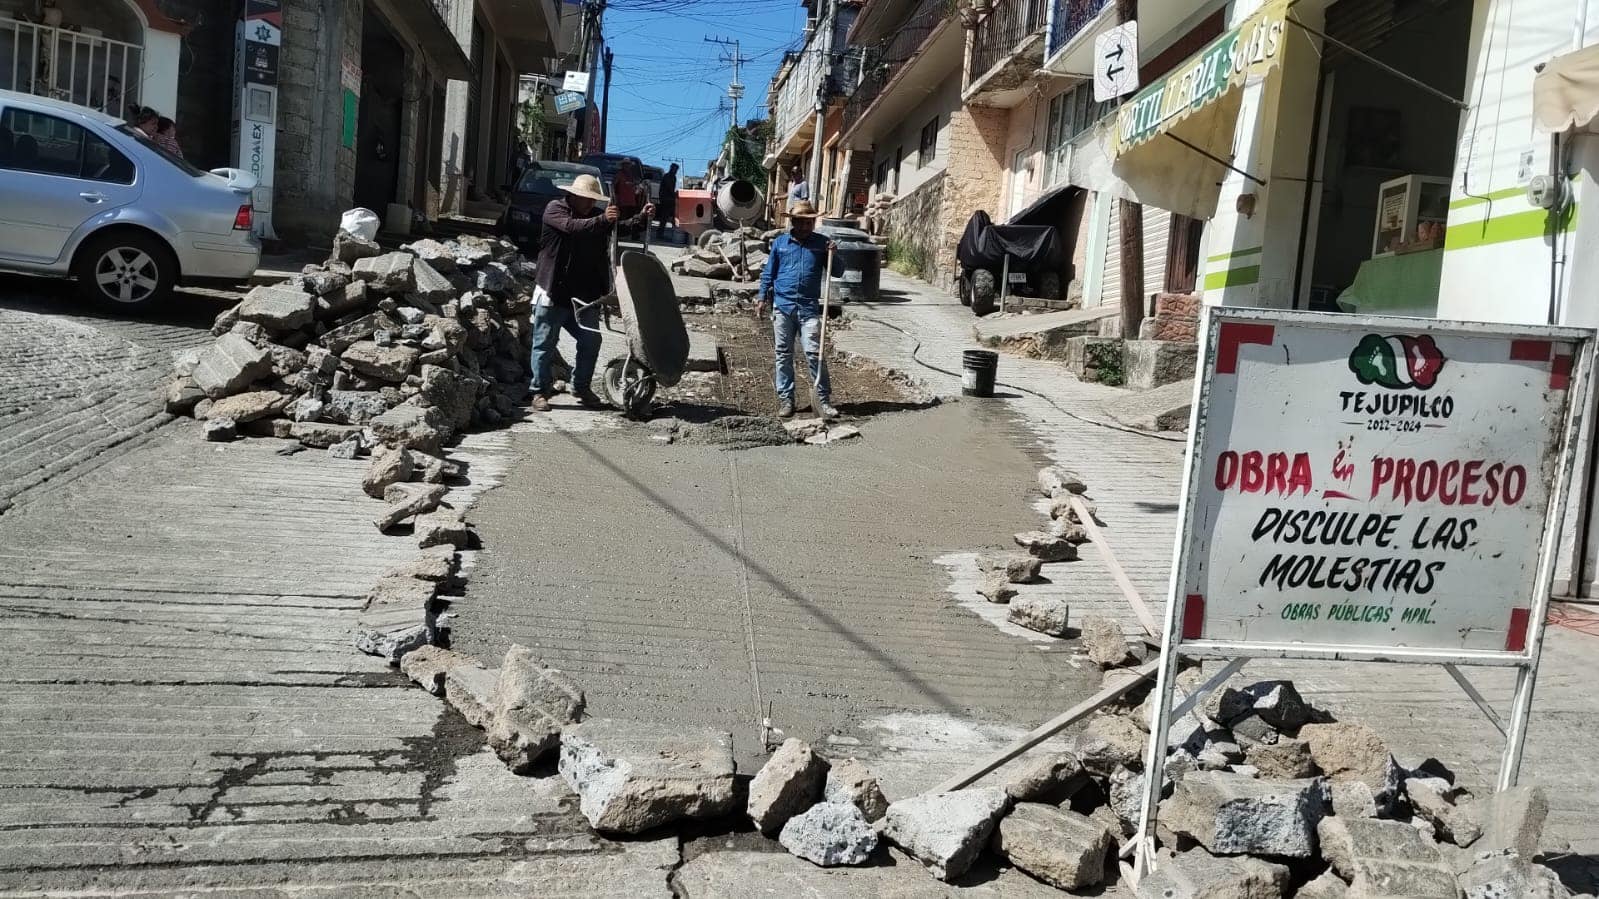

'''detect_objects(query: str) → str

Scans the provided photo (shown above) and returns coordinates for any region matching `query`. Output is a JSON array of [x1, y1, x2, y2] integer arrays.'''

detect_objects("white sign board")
[[562, 70, 591, 94], [1175, 309, 1588, 660], [1094, 21, 1139, 102]]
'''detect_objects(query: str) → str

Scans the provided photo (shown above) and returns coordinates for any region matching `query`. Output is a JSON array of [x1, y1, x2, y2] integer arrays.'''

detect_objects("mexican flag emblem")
[[1348, 334, 1446, 390]]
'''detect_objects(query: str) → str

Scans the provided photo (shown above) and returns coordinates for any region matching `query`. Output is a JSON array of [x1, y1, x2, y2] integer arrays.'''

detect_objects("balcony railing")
[[1046, 0, 1111, 59], [1, 19, 143, 114], [970, 0, 1047, 86], [842, 0, 952, 136]]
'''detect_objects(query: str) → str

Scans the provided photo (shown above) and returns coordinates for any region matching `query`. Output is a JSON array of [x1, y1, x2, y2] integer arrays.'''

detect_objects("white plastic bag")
[[339, 207, 380, 241]]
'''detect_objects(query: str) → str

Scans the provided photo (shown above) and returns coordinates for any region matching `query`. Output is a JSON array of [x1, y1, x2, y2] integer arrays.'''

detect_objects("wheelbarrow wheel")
[[603, 357, 657, 418]]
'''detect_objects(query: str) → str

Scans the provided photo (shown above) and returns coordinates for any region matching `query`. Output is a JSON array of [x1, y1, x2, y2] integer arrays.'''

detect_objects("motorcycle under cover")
[[616, 250, 690, 387], [955, 210, 1062, 270]]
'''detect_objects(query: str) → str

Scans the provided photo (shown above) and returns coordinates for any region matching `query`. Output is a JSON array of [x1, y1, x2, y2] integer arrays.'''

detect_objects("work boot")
[[818, 401, 840, 421], [530, 394, 551, 413], [777, 398, 795, 419], [574, 388, 606, 410]]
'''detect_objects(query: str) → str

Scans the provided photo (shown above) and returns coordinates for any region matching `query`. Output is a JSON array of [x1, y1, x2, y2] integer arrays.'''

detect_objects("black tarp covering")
[[955, 210, 1062, 271]]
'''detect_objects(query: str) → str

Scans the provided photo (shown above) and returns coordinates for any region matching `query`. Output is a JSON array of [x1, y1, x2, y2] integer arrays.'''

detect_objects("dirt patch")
[[659, 310, 930, 421]]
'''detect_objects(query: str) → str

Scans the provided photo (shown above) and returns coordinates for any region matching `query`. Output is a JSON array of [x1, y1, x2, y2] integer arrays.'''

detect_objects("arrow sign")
[[1094, 21, 1140, 102]]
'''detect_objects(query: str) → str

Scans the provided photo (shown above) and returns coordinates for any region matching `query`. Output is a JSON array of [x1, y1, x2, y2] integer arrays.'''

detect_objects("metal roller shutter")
[[1100, 201, 1171, 311]]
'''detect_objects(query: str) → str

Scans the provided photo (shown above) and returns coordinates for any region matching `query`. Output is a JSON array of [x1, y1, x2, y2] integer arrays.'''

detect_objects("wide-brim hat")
[[786, 200, 819, 219], [565, 174, 609, 202]]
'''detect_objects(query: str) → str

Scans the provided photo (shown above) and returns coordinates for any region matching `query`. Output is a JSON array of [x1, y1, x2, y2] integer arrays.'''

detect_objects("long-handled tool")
[[816, 244, 836, 428]]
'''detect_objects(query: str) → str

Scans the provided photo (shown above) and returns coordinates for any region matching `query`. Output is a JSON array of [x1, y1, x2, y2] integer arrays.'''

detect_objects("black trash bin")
[[962, 349, 998, 397], [830, 240, 883, 302]]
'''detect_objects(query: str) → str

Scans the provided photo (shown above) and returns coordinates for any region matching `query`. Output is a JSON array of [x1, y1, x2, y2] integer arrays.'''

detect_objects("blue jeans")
[[530, 300, 600, 395], [772, 308, 830, 404]]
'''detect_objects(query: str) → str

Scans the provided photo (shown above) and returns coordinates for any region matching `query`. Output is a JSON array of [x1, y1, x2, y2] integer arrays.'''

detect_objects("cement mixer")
[[715, 179, 763, 228]]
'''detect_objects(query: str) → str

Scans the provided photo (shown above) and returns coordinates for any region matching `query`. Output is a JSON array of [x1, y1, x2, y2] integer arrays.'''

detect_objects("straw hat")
[[565, 174, 609, 202], [786, 200, 819, 219]]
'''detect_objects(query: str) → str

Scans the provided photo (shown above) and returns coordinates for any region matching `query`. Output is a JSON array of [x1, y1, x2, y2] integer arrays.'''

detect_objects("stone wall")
[[882, 171, 946, 285], [1139, 292, 1202, 342], [275, 0, 359, 242], [936, 103, 1009, 290]]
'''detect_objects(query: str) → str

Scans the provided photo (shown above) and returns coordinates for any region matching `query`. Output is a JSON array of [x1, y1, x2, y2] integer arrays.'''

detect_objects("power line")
[[703, 36, 754, 128]]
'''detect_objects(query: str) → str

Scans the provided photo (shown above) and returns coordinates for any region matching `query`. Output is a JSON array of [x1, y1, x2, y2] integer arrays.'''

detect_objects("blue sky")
[[597, 0, 811, 176]]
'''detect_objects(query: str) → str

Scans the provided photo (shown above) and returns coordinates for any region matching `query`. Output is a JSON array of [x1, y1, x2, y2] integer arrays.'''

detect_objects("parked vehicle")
[[954, 210, 1064, 316], [641, 164, 664, 204], [0, 90, 260, 308], [497, 161, 604, 249]]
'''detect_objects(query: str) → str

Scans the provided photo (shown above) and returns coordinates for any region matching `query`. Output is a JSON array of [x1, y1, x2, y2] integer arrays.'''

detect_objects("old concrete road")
[[452, 400, 1102, 792], [0, 280, 676, 895]]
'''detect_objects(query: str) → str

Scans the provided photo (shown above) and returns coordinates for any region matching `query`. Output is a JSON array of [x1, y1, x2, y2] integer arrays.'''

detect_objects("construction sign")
[[1173, 308, 1591, 659]]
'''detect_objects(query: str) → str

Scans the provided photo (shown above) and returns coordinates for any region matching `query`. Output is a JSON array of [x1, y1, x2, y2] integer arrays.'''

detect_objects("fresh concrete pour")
[[451, 400, 1101, 773]]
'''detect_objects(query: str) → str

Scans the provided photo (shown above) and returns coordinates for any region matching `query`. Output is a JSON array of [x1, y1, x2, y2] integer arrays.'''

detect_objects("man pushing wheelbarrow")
[[756, 200, 839, 420], [529, 173, 653, 412]]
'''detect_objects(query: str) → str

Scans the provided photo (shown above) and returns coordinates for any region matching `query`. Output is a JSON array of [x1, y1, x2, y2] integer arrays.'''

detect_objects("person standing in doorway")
[[786, 165, 809, 203], [757, 200, 838, 420], [529, 174, 652, 412], [655, 162, 678, 238]]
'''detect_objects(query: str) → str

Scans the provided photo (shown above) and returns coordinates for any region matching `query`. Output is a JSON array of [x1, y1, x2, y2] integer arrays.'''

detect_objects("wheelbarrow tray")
[[616, 249, 690, 387]]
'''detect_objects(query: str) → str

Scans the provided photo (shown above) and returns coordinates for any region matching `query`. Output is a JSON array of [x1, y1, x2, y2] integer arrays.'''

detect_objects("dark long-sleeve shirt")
[[535, 197, 647, 304]]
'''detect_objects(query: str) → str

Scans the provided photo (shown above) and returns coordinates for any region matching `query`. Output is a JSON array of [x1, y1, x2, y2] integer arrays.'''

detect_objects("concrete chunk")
[[558, 719, 738, 834], [1318, 816, 1460, 899], [1476, 785, 1548, 859], [1459, 848, 1571, 899], [490, 645, 585, 770], [1134, 849, 1289, 899], [1077, 713, 1147, 776], [237, 282, 315, 333], [363, 447, 415, 499], [1295, 871, 1351, 899], [1008, 594, 1071, 636], [778, 801, 877, 867], [352, 251, 416, 292], [992, 803, 1114, 891], [978, 573, 1017, 604], [399, 645, 479, 695], [363, 575, 436, 611], [1014, 530, 1078, 562], [371, 403, 444, 453], [1246, 737, 1317, 780], [882, 788, 1010, 882], [1212, 680, 1313, 730], [1163, 771, 1324, 858], [192, 333, 273, 398], [373, 483, 447, 532], [748, 739, 829, 835], [353, 623, 430, 665], [1037, 465, 1088, 496], [342, 341, 419, 382], [1300, 722, 1402, 807], [1081, 614, 1135, 668], [1005, 751, 1088, 804], [823, 758, 888, 822], [1407, 776, 1482, 847], [443, 664, 499, 728], [976, 551, 1043, 583], [416, 508, 470, 549], [411, 257, 456, 303], [204, 389, 289, 423], [1329, 780, 1379, 818]]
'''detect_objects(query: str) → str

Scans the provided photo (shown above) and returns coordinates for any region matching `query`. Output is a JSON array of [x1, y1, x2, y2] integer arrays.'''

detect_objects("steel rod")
[[1167, 657, 1247, 722], [1444, 663, 1507, 737], [1069, 495, 1160, 637]]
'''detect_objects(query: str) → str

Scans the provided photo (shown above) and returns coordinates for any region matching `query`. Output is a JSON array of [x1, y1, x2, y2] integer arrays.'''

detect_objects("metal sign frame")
[[1131, 306, 1595, 882]]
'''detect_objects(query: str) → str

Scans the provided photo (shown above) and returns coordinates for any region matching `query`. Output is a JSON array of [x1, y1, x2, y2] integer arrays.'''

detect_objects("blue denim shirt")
[[759, 231, 829, 314]]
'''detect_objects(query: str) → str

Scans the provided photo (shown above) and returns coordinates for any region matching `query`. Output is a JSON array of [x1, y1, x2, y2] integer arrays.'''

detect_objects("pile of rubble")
[[972, 465, 1098, 638], [670, 227, 778, 281], [168, 232, 535, 452], [384, 629, 1577, 896]]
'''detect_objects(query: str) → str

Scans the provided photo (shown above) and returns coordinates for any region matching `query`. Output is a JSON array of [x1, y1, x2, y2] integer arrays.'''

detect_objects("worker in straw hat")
[[530, 172, 653, 412], [757, 200, 839, 420]]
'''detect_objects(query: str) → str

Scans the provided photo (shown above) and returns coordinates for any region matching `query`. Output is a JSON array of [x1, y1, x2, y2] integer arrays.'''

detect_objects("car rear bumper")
[[179, 235, 261, 281]]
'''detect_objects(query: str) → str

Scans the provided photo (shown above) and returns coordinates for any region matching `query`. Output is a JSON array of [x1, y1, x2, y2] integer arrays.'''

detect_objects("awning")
[[1534, 43, 1599, 133], [1107, 0, 1291, 219]]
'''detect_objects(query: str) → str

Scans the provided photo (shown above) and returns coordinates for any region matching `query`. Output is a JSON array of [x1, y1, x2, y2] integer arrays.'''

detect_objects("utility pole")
[[704, 36, 751, 129], [809, 0, 832, 206], [1115, 0, 1145, 338], [578, 0, 605, 154], [600, 47, 614, 152]]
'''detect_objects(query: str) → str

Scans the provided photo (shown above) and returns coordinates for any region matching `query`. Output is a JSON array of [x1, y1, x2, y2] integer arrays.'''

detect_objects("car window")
[[0, 107, 133, 184], [117, 125, 206, 178], [518, 167, 585, 193]]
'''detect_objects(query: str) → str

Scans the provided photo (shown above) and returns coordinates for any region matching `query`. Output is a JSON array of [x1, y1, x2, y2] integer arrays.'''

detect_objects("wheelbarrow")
[[575, 242, 687, 419]]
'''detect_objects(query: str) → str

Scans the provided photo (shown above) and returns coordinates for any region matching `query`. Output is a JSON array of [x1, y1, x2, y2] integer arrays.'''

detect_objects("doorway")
[[1297, 0, 1472, 315], [353, 7, 405, 216]]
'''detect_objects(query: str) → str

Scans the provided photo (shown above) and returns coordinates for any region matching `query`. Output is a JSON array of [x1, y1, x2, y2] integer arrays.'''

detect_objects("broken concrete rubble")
[[1037, 466, 1088, 496], [976, 551, 1043, 584], [992, 803, 1114, 891], [1005, 751, 1088, 804], [883, 788, 1010, 882], [1135, 849, 1290, 899], [778, 801, 878, 867], [748, 739, 829, 835], [1318, 815, 1460, 899], [1299, 722, 1402, 809], [398, 644, 476, 695], [1013, 530, 1079, 562], [823, 758, 889, 822], [978, 573, 1018, 604], [1162, 771, 1324, 858], [374, 483, 447, 532], [1081, 614, 1135, 668], [559, 719, 738, 834]]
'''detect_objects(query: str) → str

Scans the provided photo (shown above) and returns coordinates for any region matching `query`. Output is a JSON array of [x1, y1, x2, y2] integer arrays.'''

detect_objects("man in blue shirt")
[[757, 201, 838, 420]]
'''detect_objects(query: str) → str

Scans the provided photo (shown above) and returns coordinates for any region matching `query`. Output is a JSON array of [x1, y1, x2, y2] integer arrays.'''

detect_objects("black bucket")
[[962, 349, 999, 397]]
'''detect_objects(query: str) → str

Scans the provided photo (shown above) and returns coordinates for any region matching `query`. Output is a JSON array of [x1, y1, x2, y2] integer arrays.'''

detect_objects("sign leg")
[[1497, 665, 1536, 791], [1131, 642, 1185, 882]]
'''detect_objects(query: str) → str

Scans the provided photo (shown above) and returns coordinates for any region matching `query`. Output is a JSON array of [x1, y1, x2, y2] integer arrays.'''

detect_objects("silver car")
[[0, 90, 260, 308]]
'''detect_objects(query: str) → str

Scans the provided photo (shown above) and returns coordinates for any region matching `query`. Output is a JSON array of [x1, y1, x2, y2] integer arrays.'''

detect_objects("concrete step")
[[973, 306, 1120, 361], [686, 331, 724, 373], [1124, 339, 1199, 389]]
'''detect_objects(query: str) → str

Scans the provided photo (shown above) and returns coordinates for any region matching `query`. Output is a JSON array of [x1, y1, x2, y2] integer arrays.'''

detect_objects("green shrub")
[[885, 239, 931, 280], [1086, 340, 1125, 386]]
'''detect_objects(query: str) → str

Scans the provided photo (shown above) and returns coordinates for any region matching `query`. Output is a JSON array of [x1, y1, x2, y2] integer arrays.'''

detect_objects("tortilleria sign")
[[1174, 309, 1590, 657], [1113, 0, 1288, 154]]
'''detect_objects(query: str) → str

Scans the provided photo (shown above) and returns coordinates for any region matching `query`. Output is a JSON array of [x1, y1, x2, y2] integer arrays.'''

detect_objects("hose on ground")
[[849, 312, 1188, 444]]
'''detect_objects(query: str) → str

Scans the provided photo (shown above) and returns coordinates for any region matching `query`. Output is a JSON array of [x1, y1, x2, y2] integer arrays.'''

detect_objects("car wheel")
[[74, 230, 175, 309], [971, 269, 998, 317], [958, 270, 973, 306]]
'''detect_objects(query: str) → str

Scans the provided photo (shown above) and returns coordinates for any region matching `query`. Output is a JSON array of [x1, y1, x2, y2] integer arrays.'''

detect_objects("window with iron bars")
[[1042, 82, 1111, 187]]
